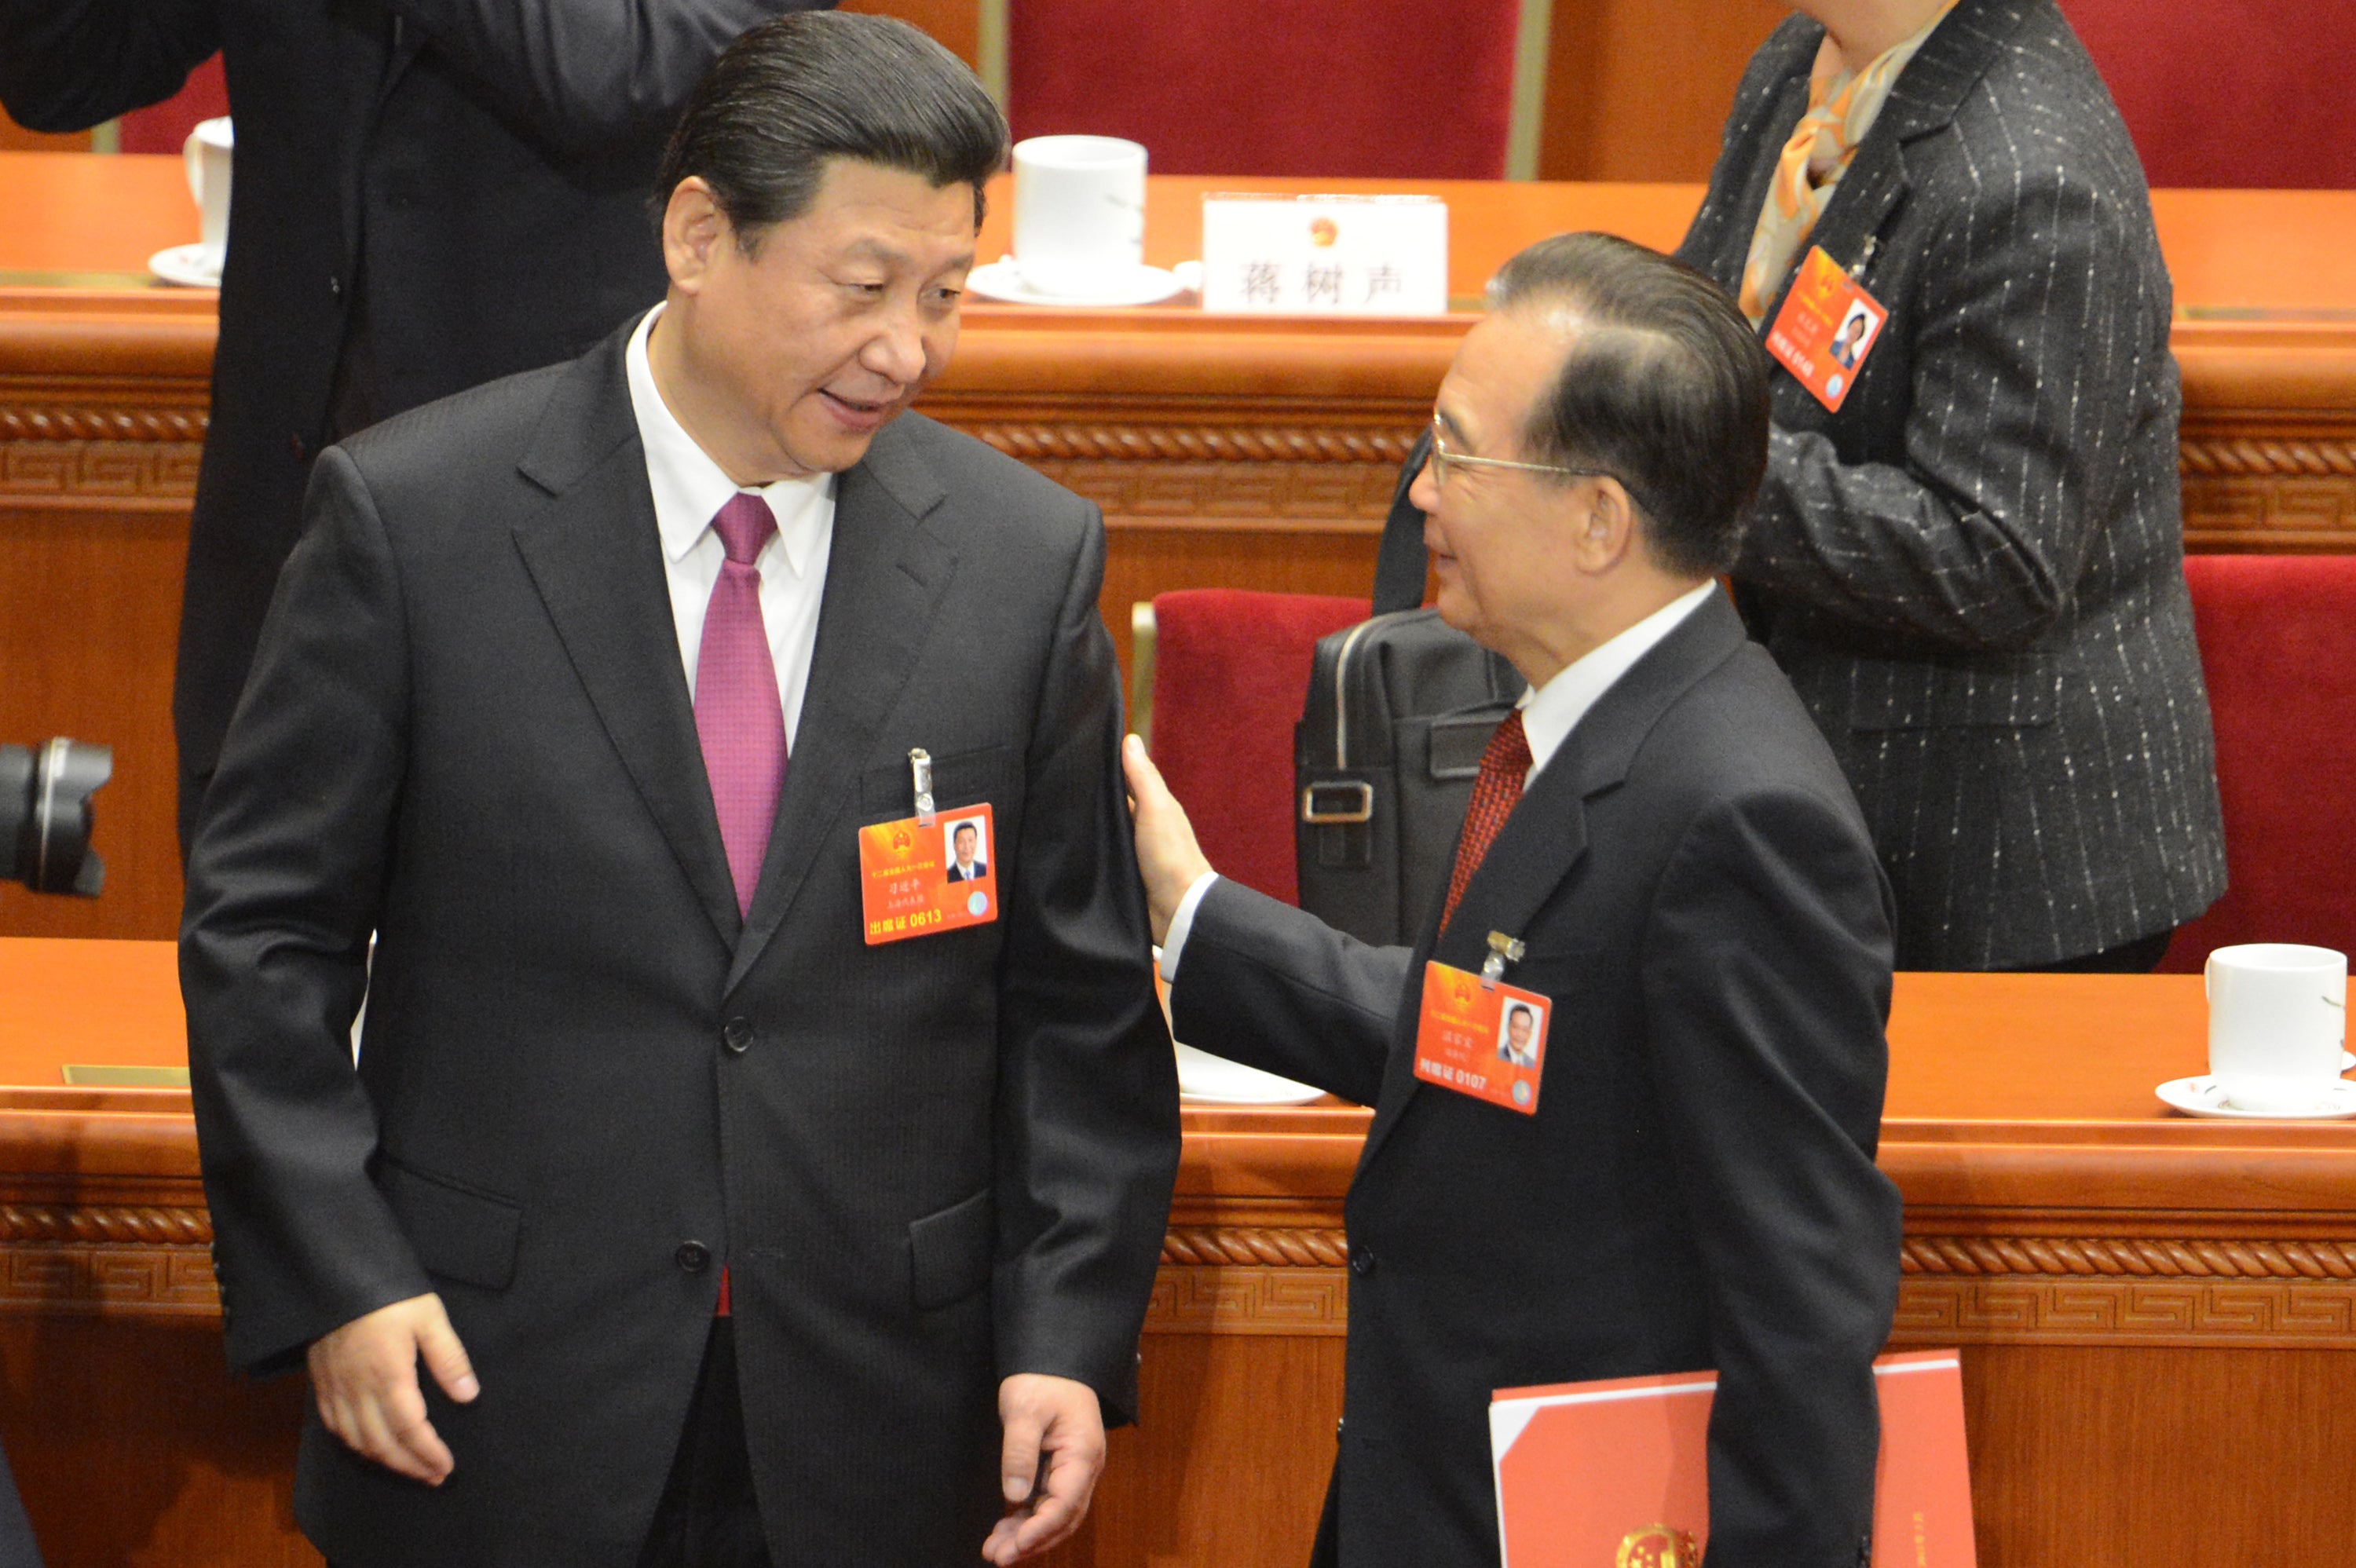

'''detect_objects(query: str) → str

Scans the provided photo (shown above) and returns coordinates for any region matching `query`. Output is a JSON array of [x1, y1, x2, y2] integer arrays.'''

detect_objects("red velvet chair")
[[1147, 588, 1369, 905], [2060, 0, 2356, 188], [1008, 0, 1524, 177], [2159, 555, 2356, 972]]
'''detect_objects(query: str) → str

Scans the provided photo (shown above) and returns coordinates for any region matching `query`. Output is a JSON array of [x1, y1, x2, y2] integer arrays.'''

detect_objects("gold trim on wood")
[[1017, 461, 1399, 524]]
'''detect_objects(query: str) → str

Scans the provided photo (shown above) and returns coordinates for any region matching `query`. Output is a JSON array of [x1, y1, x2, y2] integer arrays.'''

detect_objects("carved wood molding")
[[1904, 1234, 2356, 1280], [1890, 1277, 2356, 1347], [2, 440, 203, 505], [0, 1244, 217, 1316], [1146, 1265, 1349, 1336], [1162, 1225, 1348, 1268], [966, 423, 1418, 466], [2179, 436, 2356, 478], [0, 407, 207, 444], [0, 1203, 211, 1246]]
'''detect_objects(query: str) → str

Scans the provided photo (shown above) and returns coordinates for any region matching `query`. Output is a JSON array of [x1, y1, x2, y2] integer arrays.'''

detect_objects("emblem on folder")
[[1616, 1525, 1699, 1568]]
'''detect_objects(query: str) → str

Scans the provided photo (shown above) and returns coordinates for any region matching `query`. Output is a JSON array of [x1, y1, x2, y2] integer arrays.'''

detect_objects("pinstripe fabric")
[[1676, 0, 2225, 969]]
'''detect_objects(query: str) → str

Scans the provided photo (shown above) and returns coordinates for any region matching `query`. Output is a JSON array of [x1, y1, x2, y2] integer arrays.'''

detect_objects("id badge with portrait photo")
[[858, 802, 999, 945], [1413, 959, 1550, 1116]]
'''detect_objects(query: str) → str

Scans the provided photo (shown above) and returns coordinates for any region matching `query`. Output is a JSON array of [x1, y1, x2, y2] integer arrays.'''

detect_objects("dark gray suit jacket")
[[1674, 0, 2226, 968], [1172, 593, 1903, 1567], [0, 0, 821, 846], [181, 324, 1180, 1566]]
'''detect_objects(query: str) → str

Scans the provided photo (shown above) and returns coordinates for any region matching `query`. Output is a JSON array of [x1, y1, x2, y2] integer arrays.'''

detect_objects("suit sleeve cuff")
[[1158, 872, 1221, 985]]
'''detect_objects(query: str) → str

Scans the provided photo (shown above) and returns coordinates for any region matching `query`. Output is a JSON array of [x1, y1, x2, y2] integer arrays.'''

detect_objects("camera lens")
[[0, 739, 112, 897]]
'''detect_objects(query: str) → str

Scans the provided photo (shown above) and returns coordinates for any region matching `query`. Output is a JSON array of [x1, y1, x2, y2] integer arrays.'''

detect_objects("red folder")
[[1491, 1350, 1975, 1567]]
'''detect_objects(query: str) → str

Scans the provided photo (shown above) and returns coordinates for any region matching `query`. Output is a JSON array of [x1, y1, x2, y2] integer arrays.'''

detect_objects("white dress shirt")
[[624, 305, 835, 745], [1160, 581, 1718, 981]]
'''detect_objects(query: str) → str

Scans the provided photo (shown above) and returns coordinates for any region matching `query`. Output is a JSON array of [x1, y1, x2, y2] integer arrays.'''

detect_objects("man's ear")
[[661, 177, 732, 295], [1568, 477, 1641, 575]]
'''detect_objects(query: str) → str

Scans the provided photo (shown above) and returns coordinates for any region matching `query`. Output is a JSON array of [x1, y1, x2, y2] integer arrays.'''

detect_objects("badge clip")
[[910, 748, 936, 827], [1480, 930, 1527, 989], [1849, 235, 1879, 280]]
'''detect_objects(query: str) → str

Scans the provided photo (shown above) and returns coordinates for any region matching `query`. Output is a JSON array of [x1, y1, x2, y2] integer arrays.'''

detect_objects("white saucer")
[[149, 243, 221, 288], [1175, 1043, 1323, 1106], [2156, 1074, 2356, 1120], [966, 258, 1190, 308]]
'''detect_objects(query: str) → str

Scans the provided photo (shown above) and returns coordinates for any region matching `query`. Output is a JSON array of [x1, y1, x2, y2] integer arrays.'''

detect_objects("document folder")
[[1491, 1350, 1974, 1567]]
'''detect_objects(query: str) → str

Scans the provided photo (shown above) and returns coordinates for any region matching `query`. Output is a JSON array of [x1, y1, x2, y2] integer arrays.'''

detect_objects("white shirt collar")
[[624, 304, 831, 579], [1518, 581, 1719, 784]]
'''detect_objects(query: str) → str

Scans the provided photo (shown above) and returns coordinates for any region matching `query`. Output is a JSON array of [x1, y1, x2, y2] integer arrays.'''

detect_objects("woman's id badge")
[[1412, 960, 1549, 1115], [858, 802, 999, 945], [1765, 245, 1886, 412]]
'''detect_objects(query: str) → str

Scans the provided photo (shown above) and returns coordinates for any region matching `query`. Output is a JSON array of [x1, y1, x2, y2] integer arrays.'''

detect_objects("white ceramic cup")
[[2205, 942, 2347, 1113], [1011, 135, 1146, 298], [182, 116, 234, 266]]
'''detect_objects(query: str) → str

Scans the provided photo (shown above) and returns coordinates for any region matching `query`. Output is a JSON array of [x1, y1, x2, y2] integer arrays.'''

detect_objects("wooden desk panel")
[[2, 947, 2354, 1565], [7, 157, 2356, 945]]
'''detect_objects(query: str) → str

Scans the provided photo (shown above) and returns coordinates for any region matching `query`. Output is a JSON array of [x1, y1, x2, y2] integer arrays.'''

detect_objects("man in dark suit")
[[1674, 0, 2226, 970], [947, 820, 989, 882], [0, 0, 825, 851], [1125, 234, 1902, 1566], [181, 17, 1178, 1566]]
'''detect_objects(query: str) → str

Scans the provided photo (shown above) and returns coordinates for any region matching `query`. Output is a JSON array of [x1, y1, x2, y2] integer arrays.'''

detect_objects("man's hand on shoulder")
[[1121, 735, 1212, 947], [307, 1292, 480, 1486], [982, 1373, 1105, 1564]]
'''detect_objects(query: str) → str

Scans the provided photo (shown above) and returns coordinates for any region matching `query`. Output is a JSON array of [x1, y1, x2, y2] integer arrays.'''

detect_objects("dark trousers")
[[638, 1318, 772, 1568]]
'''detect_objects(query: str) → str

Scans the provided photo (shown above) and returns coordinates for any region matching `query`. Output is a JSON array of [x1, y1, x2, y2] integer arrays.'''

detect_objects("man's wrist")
[[1158, 872, 1220, 985]]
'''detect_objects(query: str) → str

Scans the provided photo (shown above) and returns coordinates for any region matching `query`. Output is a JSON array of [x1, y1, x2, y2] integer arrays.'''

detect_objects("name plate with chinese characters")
[[1199, 194, 1448, 316]]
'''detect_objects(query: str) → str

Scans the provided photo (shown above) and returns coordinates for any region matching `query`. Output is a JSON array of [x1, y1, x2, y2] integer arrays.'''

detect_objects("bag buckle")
[[1301, 780, 1374, 824]]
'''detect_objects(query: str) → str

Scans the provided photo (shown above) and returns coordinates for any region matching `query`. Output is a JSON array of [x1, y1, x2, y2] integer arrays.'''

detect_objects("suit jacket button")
[[1348, 1247, 1375, 1276], [675, 1241, 712, 1274], [721, 1017, 753, 1054]]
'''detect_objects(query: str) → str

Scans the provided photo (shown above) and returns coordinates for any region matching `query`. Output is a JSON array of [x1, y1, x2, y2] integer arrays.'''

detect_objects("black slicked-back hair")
[[1486, 232, 1772, 578], [657, 12, 1009, 245]]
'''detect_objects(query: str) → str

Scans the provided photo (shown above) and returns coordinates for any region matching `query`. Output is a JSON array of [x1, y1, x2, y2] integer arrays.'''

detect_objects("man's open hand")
[[982, 1373, 1105, 1564], [307, 1292, 479, 1485], [1121, 734, 1213, 948]]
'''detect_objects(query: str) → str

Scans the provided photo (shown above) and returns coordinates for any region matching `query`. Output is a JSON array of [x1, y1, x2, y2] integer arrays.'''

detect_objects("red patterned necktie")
[[695, 492, 787, 919], [1439, 709, 1531, 936]]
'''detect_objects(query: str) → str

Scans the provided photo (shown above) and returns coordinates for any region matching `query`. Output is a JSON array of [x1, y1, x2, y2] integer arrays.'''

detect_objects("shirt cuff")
[[1158, 872, 1222, 985]]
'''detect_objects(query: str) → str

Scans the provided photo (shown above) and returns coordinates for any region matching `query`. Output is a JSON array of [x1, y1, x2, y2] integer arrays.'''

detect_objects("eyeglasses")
[[1425, 415, 1615, 489]]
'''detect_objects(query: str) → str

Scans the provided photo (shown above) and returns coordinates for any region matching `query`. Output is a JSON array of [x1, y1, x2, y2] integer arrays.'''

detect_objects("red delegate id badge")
[[1413, 960, 1551, 1116], [1764, 245, 1887, 413], [858, 802, 1000, 945]]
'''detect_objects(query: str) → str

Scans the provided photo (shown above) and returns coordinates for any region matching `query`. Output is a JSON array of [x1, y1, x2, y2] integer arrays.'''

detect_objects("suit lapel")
[[1354, 594, 1752, 1172], [510, 327, 742, 950], [724, 421, 957, 994]]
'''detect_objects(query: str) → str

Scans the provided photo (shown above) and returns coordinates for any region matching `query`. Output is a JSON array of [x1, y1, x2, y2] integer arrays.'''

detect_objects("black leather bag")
[[1294, 432, 1524, 945]]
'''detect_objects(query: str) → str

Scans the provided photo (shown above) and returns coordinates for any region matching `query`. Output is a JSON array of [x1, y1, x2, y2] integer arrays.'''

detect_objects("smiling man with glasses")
[[1124, 232, 1903, 1566]]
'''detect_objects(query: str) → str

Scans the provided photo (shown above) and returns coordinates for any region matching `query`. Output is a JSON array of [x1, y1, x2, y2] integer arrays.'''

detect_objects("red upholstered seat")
[[2061, 0, 2356, 188], [1148, 588, 1369, 905], [1008, 0, 1521, 178], [2160, 555, 2356, 972]]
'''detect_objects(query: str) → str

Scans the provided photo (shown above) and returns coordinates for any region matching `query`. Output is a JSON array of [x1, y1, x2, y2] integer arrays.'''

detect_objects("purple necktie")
[[695, 493, 787, 919]]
